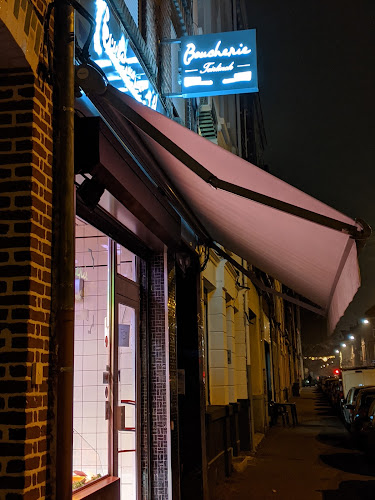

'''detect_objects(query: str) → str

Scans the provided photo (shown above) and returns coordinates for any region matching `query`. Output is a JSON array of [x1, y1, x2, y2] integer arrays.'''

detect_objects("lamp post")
[[53, 2, 75, 498]]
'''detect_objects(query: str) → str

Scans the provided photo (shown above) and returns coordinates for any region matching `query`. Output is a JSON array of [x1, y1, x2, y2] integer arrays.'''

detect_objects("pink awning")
[[93, 86, 367, 332]]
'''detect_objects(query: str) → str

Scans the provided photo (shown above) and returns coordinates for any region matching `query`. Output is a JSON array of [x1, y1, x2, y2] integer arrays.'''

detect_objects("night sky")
[[245, 1, 375, 342]]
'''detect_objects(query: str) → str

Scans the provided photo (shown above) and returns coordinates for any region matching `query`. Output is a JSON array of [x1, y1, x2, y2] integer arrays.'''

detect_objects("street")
[[214, 388, 375, 500]]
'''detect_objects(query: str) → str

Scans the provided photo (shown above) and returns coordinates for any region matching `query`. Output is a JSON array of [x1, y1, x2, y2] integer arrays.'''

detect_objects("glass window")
[[73, 217, 110, 490], [116, 243, 137, 282], [117, 303, 137, 499]]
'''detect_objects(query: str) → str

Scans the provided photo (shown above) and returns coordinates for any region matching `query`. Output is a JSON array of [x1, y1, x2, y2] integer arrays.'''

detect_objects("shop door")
[[114, 273, 140, 500]]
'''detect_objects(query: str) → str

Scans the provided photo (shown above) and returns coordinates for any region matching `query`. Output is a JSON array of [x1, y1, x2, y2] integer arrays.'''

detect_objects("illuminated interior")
[[72, 218, 139, 495], [73, 217, 110, 490]]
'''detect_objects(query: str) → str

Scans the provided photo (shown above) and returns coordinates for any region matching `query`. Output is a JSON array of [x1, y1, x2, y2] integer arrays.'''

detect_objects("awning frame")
[[101, 86, 371, 242], [83, 84, 371, 324]]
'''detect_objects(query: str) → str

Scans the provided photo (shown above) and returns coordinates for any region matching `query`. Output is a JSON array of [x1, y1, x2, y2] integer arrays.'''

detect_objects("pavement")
[[213, 387, 375, 500]]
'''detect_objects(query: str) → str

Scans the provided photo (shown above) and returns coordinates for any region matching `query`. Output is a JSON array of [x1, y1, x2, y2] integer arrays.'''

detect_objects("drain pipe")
[[52, 1, 75, 498]]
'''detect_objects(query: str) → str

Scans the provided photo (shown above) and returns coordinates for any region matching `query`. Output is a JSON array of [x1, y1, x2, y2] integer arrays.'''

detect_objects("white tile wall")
[[73, 220, 110, 487], [73, 219, 138, 497]]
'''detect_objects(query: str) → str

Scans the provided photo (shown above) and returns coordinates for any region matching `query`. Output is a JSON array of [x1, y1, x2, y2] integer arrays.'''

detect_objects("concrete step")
[[232, 456, 248, 473]]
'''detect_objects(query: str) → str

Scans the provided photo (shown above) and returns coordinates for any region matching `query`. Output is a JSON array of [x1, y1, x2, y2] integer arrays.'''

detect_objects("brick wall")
[[156, 0, 173, 96], [142, 0, 188, 117], [0, 0, 47, 74], [0, 68, 53, 499]]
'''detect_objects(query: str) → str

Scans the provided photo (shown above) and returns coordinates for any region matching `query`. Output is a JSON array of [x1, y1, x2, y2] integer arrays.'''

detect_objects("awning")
[[90, 85, 369, 332]]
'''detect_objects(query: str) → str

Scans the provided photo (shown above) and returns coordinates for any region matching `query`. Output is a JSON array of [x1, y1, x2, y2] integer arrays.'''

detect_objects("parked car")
[[358, 399, 375, 459], [322, 377, 338, 395], [342, 367, 375, 399], [350, 387, 375, 434], [330, 379, 344, 410], [341, 385, 375, 428]]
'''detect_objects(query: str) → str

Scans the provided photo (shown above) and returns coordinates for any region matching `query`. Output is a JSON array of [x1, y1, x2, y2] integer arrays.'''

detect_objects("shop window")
[[116, 243, 137, 282], [73, 217, 110, 490]]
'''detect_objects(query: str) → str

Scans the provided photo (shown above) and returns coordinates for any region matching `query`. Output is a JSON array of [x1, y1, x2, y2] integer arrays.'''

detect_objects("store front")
[[70, 4, 369, 500], [72, 216, 142, 498]]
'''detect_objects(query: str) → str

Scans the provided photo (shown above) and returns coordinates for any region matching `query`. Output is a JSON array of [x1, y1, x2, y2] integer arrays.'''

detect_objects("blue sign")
[[179, 30, 258, 98], [77, 0, 163, 112]]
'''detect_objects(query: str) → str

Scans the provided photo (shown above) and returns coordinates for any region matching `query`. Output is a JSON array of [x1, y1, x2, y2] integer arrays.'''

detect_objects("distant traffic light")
[[333, 368, 341, 376]]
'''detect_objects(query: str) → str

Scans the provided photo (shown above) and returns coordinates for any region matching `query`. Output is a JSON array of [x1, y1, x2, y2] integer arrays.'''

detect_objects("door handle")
[[116, 405, 126, 430], [103, 365, 110, 384]]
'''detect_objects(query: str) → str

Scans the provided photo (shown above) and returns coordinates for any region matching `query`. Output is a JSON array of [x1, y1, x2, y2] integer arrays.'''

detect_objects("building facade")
[[0, 1, 306, 500], [195, 2, 303, 497], [0, 1, 54, 498], [0, 0, 201, 499]]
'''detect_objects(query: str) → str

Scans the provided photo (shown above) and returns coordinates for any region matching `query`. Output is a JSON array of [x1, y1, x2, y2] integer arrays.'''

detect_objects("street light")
[[362, 319, 370, 324], [349, 335, 355, 340], [341, 343, 347, 348], [335, 349, 340, 354]]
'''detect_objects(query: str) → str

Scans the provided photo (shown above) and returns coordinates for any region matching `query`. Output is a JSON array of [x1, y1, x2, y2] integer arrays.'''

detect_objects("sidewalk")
[[213, 388, 375, 500]]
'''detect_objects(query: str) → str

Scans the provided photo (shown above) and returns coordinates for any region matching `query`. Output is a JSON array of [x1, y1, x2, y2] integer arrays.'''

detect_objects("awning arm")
[[208, 179, 370, 241], [102, 86, 371, 242], [211, 242, 326, 316]]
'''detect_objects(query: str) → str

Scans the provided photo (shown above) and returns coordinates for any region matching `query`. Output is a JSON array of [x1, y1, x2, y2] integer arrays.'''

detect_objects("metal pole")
[[53, 1, 75, 498]]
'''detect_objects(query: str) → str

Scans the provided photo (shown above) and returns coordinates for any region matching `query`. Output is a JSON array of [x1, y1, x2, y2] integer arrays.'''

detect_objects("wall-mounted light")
[[349, 335, 355, 340], [362, 318, 370, 324], [77, 175, 105, 211], [335, 349, 339, 354], [341, 343, 347, 348]]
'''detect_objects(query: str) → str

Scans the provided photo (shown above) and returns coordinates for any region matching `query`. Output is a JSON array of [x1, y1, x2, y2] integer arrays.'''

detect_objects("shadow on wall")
[[321, 480, 375, 499]]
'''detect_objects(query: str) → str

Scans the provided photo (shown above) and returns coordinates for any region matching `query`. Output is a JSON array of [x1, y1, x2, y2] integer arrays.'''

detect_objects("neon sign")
[[179, 30, 258, 98], [183, 41, 252, 66], [84, 0, 161, 111]]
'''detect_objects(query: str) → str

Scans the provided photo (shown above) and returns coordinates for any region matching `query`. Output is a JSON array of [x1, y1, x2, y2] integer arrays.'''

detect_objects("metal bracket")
[[162, 92, 184, 98], [159, 38, 181, 45]]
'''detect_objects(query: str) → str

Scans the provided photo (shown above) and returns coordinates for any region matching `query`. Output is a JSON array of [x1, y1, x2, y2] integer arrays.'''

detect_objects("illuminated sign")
[[179, 30, 258, 98], [77, 0, 162, 111]]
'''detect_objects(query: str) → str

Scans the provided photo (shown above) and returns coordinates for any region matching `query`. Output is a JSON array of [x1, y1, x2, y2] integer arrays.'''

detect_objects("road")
[[214, 387, 375, 499]]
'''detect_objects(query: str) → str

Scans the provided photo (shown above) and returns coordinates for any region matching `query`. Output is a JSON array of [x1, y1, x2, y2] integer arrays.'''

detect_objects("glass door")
[[113, 248, 140, 500], [73, 221, 143, 498]]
